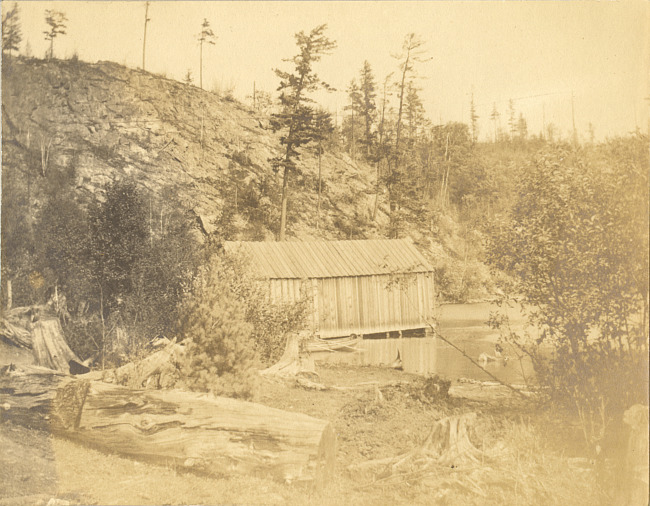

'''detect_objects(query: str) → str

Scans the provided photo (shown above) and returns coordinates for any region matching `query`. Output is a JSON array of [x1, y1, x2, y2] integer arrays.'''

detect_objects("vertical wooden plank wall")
[[355, 337, 437, 374], [270, 272, 435, 339]]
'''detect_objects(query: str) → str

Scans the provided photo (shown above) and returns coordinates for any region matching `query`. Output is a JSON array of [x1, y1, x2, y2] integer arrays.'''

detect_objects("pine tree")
[[43, 9, 67, 59], [2, 3, 22, 58], [507, 99, 516, 140], [197, 18, 216, 90], [270, 24, 336, 240], [310, 109, 335, 229], [344, 78, 362, 158], [516, 112, 528, 141], [490, 103, 500, 143], [180, 256, 257, 399], [358, 60, 377, 157], [389, 33, 428, 237], [470, 93, 479, 143]]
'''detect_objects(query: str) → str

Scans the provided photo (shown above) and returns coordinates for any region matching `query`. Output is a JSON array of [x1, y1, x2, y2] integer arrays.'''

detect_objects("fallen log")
[[83, 339, 184, 389], [0, 366, 336, 487]]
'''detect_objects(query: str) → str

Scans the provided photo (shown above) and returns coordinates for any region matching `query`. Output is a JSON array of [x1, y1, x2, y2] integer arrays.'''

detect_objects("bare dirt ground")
[[1, 363, 606, 506]]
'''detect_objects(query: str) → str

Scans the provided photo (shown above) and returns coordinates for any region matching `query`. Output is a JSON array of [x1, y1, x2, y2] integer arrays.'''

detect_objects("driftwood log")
[[0, 366, 336, 487]]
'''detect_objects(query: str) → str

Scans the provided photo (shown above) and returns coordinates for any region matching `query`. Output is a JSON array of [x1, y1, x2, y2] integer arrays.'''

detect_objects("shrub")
[[205, 250, 309, 365], [407, 374, 451, 404], [179, 255, 258, 399], [487, 138, 649, 453]]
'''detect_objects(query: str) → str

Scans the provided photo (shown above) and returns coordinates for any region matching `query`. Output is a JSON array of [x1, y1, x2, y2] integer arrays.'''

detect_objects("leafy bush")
[[487, 138, 649, 452]]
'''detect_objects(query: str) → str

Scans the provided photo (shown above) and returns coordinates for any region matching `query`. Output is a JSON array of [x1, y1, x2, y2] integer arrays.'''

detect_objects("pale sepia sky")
[[6, 1, 650, 141]]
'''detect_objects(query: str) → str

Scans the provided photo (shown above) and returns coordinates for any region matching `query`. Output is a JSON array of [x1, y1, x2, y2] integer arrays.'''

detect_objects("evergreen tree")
[[358, 60, 377, 157], [343, 78, 362, 158], [490, 102, 500, 143], [43, 9, 67, 59], [516, 112, 528, 141], [2, 3, 22, 57], [507, 99, 516, 140], [180, 255, 257, 399], [470, 93, 479, 143], [389, 33, 428, 237], [197, 18, 216, 90], [270, 24, 336, 240], [310, 109, 335, 229]]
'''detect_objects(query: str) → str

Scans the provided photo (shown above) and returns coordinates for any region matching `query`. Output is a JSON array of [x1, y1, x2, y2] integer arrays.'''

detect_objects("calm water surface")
[[435, 301, 537, 384]]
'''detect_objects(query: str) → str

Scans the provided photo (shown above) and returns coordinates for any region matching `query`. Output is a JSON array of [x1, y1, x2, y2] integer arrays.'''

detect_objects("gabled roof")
[[223, 239, 434, 279]]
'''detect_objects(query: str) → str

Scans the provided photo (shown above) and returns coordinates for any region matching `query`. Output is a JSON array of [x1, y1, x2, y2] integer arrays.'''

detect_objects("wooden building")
[[224, 239, 436, 339]]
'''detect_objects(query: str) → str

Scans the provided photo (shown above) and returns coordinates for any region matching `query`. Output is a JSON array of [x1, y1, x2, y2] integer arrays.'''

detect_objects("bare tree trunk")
[[6, 279, 12, 310], [199, 39, 203, 90], [317, 147, 322, 230], [142, 2, 149, 71], [279, 167, 289, 241]]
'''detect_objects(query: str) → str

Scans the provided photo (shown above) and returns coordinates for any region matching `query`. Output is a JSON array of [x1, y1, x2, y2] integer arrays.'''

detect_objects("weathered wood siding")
[[269, 273, 435, 339], [314, 337, 437, 375]]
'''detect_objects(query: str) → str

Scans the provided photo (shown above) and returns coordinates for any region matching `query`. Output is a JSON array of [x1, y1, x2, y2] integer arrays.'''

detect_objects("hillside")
[[1, 57, 391, 240], [2, 57, 496, 307]]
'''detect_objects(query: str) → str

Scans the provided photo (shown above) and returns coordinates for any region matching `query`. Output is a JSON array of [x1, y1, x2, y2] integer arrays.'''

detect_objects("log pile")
[[0, 365, 336, 487]]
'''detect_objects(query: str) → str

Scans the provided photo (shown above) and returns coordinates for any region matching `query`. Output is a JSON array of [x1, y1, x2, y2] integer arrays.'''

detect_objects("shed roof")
[[223, 239, 434, 279]]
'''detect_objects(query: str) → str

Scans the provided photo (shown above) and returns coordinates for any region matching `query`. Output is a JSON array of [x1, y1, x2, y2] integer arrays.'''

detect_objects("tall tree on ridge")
[[43, 9, 67, 59], [389, 33, 428, 237], [358, 60, 377, 157], [507, 99, 516, 140], [270, 24, 336, 241], [142, 2, 150, 71], [197, 18, 217, 90], [310, 109, 335, 230], [2, 3, 22, 58], [490, 103, 499, 143], [344, 79, 362, 159], [470, 92, 479, 143]]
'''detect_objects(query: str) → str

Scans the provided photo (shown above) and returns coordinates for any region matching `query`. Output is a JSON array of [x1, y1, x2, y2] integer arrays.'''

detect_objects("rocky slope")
[[2, 57, 496, 301], [1, 57, 391, 242]]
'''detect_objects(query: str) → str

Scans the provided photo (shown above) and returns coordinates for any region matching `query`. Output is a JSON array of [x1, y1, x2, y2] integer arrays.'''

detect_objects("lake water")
[[435, 301, 536, 384], [315, 301, 538, 384]]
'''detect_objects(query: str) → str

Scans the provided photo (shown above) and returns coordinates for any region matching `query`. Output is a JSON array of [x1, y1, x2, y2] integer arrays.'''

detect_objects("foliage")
[[202, 250, 310, 365], [2, 3, 22, 57], [179, 255, 258, 398], [33, 190, 93, 309], [197, 18, 216, 89], [487, 137, 649, 452], [43, 9, 67, 59], [270, 24, 336, 240], [82, 180, 199, 364], [407, 374, 451, 404]]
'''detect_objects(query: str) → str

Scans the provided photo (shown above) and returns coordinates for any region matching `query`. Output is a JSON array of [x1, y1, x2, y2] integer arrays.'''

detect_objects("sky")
[[5, 1, 649, 142]]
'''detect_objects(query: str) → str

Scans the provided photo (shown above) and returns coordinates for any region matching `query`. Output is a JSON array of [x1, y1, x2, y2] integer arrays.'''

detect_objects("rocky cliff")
[[1, 57, 390, 242]]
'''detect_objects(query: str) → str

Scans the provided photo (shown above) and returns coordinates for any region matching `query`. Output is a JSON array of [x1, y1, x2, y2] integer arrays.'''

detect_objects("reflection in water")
[[436, 302, 536, 384]]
